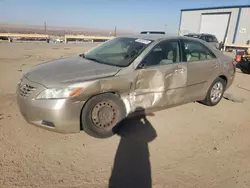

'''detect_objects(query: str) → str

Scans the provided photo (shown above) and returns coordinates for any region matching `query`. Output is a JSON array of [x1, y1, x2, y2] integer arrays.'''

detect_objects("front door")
[[131, 39, 188, 111]]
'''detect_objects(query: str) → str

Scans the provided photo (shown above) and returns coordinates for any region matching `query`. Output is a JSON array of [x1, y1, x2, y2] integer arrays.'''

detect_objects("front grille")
[[18, 83, 36, 97]]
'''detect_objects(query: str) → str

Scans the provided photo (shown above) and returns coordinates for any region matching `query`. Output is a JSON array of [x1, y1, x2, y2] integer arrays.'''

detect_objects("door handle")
[[212, 62, 218, 68], [175, 68, 186, 73]]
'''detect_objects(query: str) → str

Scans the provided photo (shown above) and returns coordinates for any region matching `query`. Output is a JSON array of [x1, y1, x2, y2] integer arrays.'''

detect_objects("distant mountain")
[[0, 23, 135, 36]]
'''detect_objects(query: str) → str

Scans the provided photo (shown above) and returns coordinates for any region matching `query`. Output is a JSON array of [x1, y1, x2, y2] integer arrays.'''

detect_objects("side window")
[[183, 40, 216, 62], [143, 40, 180, 66]]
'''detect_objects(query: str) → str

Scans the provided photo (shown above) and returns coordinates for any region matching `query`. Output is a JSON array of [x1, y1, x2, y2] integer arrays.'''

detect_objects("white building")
[[179, 5, 250, 45]]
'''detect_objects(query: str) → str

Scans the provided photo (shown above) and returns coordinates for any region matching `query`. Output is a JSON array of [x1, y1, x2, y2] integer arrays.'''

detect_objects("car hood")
[[24, 56, 121, 88]]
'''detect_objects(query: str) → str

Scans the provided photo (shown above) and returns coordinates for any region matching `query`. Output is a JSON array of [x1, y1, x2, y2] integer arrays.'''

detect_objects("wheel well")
[[79, 91, 120, 131], [219, 75, 227, 85]]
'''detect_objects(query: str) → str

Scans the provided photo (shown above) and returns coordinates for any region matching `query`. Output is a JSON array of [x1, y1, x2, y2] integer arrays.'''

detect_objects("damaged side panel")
[[72, 63, 188, 116], [73, 75, 133, 96], [127, 63, 188, 113]]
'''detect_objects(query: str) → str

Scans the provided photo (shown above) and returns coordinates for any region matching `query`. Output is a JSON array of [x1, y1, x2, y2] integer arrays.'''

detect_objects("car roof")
[[185, 33, 201, 35], [201, 33, 216, 36], [119, 34, 192, 42], [140, 31, 166, 34]]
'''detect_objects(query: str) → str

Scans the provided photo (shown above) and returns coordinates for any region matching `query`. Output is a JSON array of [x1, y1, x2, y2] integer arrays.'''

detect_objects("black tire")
[[81, 93, 126, 138], [201, 77, 226, 106]]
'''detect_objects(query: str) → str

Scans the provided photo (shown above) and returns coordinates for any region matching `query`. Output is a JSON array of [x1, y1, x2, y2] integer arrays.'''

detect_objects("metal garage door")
[[200, 13, 230, 43]]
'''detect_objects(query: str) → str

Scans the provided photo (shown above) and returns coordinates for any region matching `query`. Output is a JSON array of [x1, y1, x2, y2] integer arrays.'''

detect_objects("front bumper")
[[16, 77, 85, 133]]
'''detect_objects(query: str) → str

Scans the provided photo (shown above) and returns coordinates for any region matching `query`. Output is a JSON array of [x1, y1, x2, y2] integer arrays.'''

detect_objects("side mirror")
[[137, 61, 147, 69]]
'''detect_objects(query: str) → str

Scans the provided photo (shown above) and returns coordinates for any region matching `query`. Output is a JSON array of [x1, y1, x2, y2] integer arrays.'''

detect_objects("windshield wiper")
[[80, 54, 124, 67], [86, 57, 101, 62], [79, 54, 101, 63]]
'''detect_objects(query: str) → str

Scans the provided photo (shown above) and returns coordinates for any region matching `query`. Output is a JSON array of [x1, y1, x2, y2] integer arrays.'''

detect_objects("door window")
[[183, 40, 216, 62], [143, 40, 180, 67]]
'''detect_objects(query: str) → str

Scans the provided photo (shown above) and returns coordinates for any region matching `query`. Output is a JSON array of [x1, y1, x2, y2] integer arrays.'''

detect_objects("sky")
[[0, 0, 250, 33]]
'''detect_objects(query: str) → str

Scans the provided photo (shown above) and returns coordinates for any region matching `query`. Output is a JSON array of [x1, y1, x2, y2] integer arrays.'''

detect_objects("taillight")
[[236, 54, 241, 62], [232, 54, 242, 68]]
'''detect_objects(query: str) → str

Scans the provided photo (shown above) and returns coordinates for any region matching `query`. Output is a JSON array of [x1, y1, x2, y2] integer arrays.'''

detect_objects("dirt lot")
[[0, 42, 250, 188]]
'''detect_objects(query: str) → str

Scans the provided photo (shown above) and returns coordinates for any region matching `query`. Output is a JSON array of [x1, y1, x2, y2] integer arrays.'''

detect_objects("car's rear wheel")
[[201, 77, 226, 106], [81, 93, 126, 138]]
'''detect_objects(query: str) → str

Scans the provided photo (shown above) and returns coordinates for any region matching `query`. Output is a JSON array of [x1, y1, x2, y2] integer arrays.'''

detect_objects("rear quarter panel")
[[213, 50, 235, 89]]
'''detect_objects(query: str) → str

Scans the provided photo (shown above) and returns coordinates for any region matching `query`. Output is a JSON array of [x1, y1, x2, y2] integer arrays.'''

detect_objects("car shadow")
[[109, 110, 157, 188]]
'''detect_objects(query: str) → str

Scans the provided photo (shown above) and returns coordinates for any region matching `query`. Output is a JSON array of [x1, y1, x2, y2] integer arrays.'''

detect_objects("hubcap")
[[210, 82, 223, 103], [91, 101, 117, 129]]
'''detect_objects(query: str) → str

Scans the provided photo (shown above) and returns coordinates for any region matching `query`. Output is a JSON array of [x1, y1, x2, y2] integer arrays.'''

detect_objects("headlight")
[[36, 88, 83, 99]]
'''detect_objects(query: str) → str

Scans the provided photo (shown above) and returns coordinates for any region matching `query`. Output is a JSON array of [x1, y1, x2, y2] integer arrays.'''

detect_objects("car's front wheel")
[[201, 77, 226, 106], [81, 93, 126, 138]]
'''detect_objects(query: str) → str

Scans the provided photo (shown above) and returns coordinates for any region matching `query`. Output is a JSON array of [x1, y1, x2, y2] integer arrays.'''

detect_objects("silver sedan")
[[17, 35, 235, 138]]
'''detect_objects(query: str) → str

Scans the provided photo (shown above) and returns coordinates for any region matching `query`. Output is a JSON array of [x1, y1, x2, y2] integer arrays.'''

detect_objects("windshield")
[[82, 37, 152, 67]]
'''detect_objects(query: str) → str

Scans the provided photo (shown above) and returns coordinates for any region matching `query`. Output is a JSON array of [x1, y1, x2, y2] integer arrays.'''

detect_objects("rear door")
[[181, 39, 220, 101]]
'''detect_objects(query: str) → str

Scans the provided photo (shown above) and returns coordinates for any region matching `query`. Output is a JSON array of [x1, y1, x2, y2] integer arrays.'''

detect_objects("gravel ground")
[[0, 42, 250, 188]]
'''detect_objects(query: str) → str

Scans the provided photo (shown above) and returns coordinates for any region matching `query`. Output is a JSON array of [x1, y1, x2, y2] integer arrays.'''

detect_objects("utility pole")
[[114, 26, 117, 37], [164, 24, 167, 34], [44, 21, 49, 43], [44, 22, 47, 33]]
